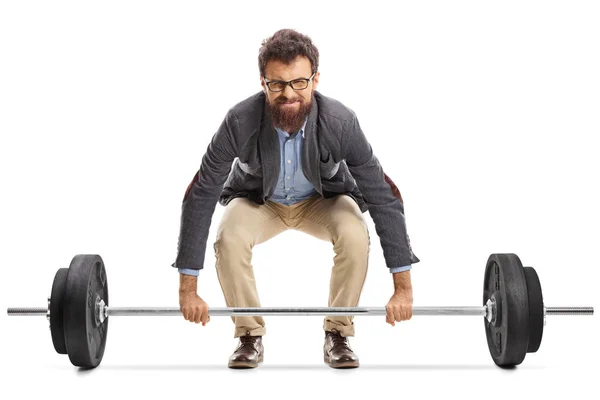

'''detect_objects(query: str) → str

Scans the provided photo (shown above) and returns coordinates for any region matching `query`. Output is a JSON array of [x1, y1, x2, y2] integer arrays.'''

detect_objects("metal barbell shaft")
[[107, 306, 486, 316], [6, 305, 594, 317], [6, 307, 47, 316], [544, 307, 594, 315]]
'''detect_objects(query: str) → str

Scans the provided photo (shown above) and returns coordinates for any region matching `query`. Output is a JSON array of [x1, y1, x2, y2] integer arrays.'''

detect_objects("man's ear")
[[313, 71, 320, 90], [260, 75, 267, 94]]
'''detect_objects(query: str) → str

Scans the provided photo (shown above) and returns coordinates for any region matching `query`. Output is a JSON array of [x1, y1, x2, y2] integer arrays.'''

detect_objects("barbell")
[[7, 253, 593, 369]]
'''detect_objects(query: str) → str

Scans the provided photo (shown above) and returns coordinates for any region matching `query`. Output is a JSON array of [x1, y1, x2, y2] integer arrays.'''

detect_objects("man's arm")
[[179, 273, 198, 294], [343, 112, 420, 270], [171, 109, 239, 272], [392, 269, 412, 293]]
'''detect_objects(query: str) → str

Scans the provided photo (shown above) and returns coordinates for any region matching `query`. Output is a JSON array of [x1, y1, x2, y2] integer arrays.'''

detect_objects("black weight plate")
[[50, 268, 69, 354], [64, 254, 109, 368], [483, 253, 529, 367], [523, 267, 544, 353]]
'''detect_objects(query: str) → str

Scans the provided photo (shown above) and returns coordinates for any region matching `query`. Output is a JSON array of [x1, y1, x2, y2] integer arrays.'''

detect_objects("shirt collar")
[[275, 117, 308, 139]]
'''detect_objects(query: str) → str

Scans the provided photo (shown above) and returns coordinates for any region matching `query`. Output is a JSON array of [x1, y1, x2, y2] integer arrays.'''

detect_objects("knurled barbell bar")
[[7, 253, 593, 369]]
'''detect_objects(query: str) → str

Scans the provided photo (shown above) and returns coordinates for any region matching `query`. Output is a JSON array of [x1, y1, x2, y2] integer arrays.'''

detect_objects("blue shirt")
[[179, 118, 411, 276], [269, 119, 318, 205]]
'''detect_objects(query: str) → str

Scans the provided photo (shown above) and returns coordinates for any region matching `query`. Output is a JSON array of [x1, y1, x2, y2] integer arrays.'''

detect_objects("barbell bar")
[[6, 253, 594, 369], [7, 305, 594, 318]]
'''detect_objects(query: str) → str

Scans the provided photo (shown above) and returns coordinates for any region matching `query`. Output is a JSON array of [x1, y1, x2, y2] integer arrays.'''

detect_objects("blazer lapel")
[[301, 96, 322, 194], [258, 98, 280, 199]]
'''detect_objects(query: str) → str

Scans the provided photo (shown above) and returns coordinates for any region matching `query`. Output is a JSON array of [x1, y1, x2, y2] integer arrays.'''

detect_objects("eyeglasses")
[[263, 72, 316, 92]]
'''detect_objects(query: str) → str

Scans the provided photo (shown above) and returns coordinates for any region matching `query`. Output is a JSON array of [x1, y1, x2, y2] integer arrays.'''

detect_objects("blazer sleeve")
[[171, 109, 239, 271], [343, 112, 420, 269]]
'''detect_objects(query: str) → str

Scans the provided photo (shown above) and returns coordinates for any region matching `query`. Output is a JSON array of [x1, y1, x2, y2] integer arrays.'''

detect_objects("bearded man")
[[173, 28, 420, 369]]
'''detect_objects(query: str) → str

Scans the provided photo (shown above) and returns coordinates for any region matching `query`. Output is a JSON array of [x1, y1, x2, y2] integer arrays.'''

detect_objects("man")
[[172, 29, 420, 369]]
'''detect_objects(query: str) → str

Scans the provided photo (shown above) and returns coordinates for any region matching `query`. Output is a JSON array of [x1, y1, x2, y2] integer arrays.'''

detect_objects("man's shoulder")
[[314, 91, 356, 123]]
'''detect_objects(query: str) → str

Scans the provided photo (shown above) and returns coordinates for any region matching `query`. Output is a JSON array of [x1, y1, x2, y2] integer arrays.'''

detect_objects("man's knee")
[[213, 230, 252, 270], [213, 229, 253, 261], [332, 220, 370, 252]]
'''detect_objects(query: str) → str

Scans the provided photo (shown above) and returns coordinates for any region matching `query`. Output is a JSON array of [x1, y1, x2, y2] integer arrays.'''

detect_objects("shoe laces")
[[327, 329, 351, 350], [238, 335, 259, 349]]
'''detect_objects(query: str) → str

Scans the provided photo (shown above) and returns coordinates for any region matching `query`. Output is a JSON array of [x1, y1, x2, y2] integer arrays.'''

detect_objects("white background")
[[1, 1, 598, 399]]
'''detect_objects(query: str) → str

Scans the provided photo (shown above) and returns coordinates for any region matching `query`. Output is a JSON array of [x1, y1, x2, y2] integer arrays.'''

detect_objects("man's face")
[[261, 56, 320, 133]]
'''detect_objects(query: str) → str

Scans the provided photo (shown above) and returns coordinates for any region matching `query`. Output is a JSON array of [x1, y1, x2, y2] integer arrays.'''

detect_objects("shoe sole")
[[228, 354, 264, 369], [324, 354, 359, 369]]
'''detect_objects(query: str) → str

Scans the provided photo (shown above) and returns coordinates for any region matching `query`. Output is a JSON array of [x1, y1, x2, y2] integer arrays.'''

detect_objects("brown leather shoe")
[[323, 329, 359, 368], [228, 335, 264, 369]]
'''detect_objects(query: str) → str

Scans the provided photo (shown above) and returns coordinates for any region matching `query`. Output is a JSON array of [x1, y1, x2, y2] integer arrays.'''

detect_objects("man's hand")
[[385, 289, 413, 326], [179, 292, 211, 325], [179, 273, 210, 325]]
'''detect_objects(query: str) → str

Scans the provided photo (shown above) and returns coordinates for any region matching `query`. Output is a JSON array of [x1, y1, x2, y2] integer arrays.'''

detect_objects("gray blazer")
[[172, 90, 420, 271]]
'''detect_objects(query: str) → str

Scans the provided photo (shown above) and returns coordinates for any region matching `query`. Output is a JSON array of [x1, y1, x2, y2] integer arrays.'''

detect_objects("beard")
[[265, 90, 313, 134]]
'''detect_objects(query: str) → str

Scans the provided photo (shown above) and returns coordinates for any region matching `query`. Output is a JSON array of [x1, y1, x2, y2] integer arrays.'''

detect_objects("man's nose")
[[282, 84, 295, 98]]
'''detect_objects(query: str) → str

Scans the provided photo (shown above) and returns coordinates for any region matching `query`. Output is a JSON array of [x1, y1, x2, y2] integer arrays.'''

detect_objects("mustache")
[[277, 98, 302, 104]]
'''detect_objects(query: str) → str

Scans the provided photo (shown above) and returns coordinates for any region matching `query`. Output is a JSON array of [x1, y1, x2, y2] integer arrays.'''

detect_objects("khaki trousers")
[[213, 193, 370, 338]]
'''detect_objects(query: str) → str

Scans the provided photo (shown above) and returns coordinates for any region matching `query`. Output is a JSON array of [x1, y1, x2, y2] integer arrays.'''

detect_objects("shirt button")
[[287, 160, 292, 164], [286, 188, 290, 191], [286, 176, 290, 179]]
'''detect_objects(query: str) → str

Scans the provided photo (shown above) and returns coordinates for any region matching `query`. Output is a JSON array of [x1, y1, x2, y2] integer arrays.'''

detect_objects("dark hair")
[[258, 29, 319, 78]]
